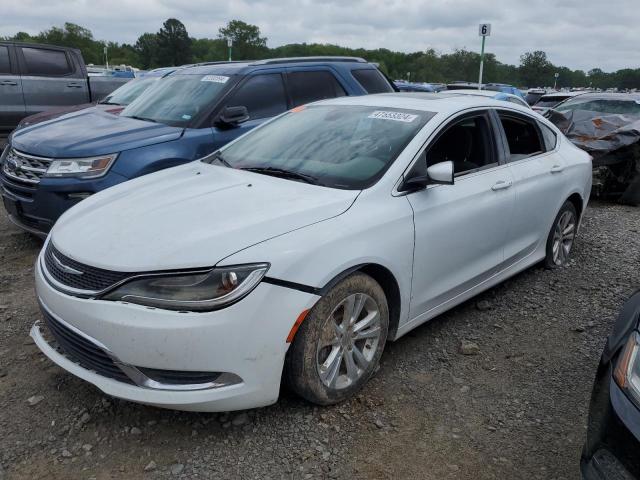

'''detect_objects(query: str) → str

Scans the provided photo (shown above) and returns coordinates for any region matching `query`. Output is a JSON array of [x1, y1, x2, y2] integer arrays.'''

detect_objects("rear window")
[[558, 99, 640, 116], [498, 113, 545, 161], [288, 71, 346, 107], [21, 47, 72, 76], [0, 46, 10, 74], [352, 69, 394, 94], [534, 96, 571, 108]]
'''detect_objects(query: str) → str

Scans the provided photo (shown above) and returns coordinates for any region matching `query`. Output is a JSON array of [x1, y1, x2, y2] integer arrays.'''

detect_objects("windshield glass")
[[208, 105, 433, 189], [100, 77, 159, 106], [558, 98, 640, 116], [535, 96, 571, 108], [121, 74, 233, 127]]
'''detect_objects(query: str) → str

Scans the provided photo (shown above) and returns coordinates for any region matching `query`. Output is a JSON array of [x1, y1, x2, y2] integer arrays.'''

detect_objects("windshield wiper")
[[127, 115, 159, 123], [99, 100, 122, 106], [240, 167, 320, 185]]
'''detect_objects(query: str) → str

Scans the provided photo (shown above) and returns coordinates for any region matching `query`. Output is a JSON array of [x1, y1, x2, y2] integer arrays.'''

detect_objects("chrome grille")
[[44, 242, 131, 293], [2, 148, 52, 185]]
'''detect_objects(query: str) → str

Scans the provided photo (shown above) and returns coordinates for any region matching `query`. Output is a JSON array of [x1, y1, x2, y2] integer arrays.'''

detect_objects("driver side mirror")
[[399, 160, 454, 192], [215, 106, 250, 128]]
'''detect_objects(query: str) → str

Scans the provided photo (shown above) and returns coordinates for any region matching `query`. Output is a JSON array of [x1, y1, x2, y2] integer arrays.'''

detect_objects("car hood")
[[11, 109, 183, 158], [51, 163, 360, 272]]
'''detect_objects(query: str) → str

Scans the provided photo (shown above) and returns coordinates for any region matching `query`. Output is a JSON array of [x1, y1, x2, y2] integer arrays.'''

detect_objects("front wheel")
[[284, 272, 389, 405], [544, 200, 578, 268]]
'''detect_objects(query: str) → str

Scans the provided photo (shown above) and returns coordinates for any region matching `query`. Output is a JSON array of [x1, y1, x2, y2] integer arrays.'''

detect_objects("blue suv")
[[1, 57, 395, 236]]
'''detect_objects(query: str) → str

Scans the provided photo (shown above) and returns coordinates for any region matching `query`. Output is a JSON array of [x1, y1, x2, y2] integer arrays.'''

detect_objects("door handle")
[[550, 165, 565, 174], [491, 180, 512, 191], [66, 83, 83, 88], [0, 80, 17, 86]]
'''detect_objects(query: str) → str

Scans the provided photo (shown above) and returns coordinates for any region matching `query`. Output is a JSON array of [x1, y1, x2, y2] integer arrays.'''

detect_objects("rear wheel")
[[284, 272, 389, 405], [544, 201, 578, 268]]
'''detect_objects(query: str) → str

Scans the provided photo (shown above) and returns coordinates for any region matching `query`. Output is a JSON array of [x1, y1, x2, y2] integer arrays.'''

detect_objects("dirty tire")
[[544, 200, 578, 269], [284, 272, 389, 405]]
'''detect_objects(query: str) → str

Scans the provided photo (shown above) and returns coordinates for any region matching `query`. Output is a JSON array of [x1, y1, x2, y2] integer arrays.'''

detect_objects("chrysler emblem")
[[51, 253, 84, 275]]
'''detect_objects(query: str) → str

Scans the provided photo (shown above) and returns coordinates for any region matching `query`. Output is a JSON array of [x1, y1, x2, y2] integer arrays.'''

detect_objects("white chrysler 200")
[[31, 93, 592, 411]]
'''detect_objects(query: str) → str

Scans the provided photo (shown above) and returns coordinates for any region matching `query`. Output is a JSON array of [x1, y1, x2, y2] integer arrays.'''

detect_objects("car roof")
[[558, 92, 640, 102], [317, 92, 533, 115], [175, 56, 372, 75], [540, 91, 588, 99]]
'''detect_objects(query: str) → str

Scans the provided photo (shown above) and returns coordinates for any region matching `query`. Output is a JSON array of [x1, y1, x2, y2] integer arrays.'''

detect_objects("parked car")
[[395, 81, 443, 92], [582, 290, 640, 479], [30, 93, 592, 412], [547, 93, 640, 205], [442, 89, 531, 108], [446, 82, 525, 100], [532, 91, 588, 115], [0, 42, 131, 135], [1, 57, 395, 237], [13, 66, 177, 130], [525, 88, 548, 106]]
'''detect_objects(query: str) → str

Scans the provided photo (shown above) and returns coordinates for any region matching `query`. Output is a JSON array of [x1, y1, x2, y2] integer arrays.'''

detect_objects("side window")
[[426, 114, 496, 176], [287, 70, 346, 107], [21, 47, 72, 76], [0, 46, 11, 74], [498, 113, 544, 161], [351, 68, 394, 94], [226, 74, 287, 120], [539, 123, 557, 151]]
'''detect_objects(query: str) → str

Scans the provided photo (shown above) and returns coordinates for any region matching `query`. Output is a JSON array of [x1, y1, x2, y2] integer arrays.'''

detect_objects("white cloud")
[[0, 0, 637, 71]]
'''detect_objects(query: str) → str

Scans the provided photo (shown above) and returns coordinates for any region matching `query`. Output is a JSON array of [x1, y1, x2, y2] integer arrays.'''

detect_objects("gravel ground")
[[0, 201, 638, 480]]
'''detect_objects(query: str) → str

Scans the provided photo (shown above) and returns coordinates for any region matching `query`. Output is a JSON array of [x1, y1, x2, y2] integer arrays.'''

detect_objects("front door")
[[407, 111, 515, 320], [0, 45, 25, 133]]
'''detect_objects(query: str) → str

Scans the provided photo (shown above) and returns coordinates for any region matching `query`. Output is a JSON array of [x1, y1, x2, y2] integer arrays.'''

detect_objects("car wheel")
[[284, 272, 389, 405], [544, 201, 578, 269]]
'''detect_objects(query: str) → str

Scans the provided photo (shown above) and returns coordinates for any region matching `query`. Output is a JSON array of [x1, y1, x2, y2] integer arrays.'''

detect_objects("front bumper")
[[582, 365, 640, 479], [1, 166, 128, 237], [33, 253, 319, 411]]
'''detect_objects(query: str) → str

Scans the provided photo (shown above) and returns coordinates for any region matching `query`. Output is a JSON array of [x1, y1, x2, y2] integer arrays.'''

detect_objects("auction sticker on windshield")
[[201, 75, 229, 83], [368, 111, 418, 122]]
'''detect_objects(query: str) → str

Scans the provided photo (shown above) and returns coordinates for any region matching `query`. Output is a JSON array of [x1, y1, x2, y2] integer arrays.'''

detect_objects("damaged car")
[[546, 93, 640, 205]]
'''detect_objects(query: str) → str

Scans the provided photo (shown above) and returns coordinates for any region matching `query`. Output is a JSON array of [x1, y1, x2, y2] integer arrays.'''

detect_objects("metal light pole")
[[104, 46, 109, 70], [553, 72, 559, 90], [478, 24, 491, 90], [227, 38, 233, 62]]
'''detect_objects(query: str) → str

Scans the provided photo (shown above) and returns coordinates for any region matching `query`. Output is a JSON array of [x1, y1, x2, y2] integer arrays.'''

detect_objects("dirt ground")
[[0, 201, 638, 479]]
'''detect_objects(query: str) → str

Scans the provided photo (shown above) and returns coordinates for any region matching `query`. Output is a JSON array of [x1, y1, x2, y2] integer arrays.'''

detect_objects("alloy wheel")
[[315, 293, 382, 390], [552, 210, 576, 266]]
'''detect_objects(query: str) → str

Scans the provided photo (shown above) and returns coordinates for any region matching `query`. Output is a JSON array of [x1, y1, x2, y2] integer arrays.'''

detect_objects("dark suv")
[[1, 57, 395, 236]]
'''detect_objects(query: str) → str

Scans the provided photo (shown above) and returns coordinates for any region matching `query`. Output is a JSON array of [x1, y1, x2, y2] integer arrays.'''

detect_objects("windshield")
[[207, 105, 433, 189], [121, 73, 233, 127], [535, 96, 572, 108], [558, 98, 640, 116], [100, 77, 160, 106]]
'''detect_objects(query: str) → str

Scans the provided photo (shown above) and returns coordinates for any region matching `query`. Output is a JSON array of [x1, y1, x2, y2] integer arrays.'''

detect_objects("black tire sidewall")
[[284, 272, 389, 405]]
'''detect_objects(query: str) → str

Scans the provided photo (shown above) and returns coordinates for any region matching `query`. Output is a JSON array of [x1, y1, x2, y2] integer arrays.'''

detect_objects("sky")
[[0, 0, 638, 72]]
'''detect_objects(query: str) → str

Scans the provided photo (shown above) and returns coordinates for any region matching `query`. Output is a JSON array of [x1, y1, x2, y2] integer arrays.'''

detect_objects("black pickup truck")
[[0, 41, 131, 136]]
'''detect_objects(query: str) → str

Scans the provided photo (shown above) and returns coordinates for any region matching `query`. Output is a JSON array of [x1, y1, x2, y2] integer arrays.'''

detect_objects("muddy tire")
[[284, 272, 389, 405]]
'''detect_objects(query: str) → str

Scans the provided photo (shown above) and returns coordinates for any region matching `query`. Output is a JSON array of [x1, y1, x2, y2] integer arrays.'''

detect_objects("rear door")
[[0, 44, 25, 133], [285, 67, 347, 107], [17, 45, 90, 116], [493, 109, 567, 265], [211, 72, 289, 149], [407, 110, 515, 319]]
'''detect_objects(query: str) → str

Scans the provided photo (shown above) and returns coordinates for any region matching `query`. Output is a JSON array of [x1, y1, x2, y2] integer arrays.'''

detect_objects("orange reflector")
[[291, 105, 306, 113], [286, 309, 310, 343]]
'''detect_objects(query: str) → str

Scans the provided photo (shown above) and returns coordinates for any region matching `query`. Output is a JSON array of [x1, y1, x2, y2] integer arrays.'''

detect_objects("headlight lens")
[[45, 153, 117, 179], [101, 263, 269, 311], [614, 331, 640, 405]]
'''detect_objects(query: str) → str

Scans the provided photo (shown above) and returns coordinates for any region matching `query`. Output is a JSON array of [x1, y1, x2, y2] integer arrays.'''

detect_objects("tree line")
[[3, 19, 639, 90]]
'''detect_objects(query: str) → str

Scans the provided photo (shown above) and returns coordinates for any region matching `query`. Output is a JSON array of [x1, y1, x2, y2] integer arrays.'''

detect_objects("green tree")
[[134, 33, 159, 69], [155, 18, 192, 66], [218, 20, 268, 60], [519, 50, 553, 88]]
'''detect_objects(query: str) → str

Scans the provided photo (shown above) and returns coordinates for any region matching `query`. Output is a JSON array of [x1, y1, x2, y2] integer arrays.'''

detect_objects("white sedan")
[[31, 94, 592, 411]]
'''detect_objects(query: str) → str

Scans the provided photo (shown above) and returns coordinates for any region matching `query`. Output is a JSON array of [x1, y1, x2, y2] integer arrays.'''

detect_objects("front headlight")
[[101, 263, 269, 311], [614, 331, 640, 405], [45, 153, 117, 179]]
